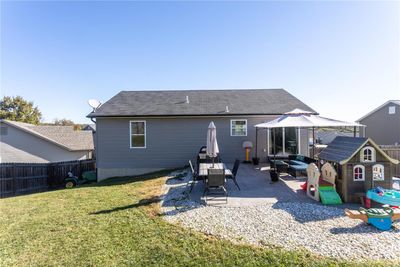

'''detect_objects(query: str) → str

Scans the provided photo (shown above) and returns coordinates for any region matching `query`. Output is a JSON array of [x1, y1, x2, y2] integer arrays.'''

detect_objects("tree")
[[53, 118, 75, 126], [53, 118, 81, 131], [0, 96, 42, 124]]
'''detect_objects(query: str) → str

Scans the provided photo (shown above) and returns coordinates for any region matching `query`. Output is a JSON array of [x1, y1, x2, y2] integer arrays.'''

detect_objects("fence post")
[[12, 164, 17, 196], [78, 160, 82, 178]]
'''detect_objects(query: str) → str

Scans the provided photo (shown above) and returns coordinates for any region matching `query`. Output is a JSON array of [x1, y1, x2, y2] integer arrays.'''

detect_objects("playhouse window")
[[353, 165, 365, 181], [361, 147, 375, 162], [372, 164, 384, 181]]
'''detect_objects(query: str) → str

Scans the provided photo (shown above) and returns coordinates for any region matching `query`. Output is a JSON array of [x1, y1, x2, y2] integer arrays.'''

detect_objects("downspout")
[[90, 117, 98, 179]]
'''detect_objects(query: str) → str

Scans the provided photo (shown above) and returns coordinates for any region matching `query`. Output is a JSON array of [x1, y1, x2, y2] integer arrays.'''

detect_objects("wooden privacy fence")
[[380, 145, 400, 178], [0, 159, 96, 198]]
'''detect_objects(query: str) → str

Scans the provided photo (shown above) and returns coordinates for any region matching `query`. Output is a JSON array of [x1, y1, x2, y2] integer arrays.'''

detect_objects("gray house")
[[88, 89, 316, 181], [357, 100, 400, 145], [0, 120, 94, 163]]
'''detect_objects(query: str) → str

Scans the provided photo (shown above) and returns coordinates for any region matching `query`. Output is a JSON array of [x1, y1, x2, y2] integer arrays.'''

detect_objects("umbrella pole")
[[312, 127, 315, 158], [255, 128, 258, 159], [273, 128, 276, 170]]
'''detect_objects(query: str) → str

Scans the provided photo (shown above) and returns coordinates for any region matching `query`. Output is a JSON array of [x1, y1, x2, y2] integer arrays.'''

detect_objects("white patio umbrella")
[[206, 121, 219, 166], [255, 109, 363, 129]]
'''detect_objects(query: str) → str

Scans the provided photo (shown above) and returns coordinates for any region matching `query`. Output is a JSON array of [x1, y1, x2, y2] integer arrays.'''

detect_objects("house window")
[[389, 106, 396, 114], [373, 164, 384, 181], [353, 165, 365, 181], [361, 146, 375, 162], [130, 121, 146, 148], [231, 120, 247, 136]]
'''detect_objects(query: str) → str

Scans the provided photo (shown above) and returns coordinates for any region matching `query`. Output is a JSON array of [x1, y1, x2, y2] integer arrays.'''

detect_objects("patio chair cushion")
[[290, 164, 308, 171], [289, 160, 306, 166], [272, 160, 287, 166]]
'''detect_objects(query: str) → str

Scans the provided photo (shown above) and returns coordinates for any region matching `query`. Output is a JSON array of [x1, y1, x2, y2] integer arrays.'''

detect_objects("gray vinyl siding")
[[0, 124, 90, 163], [96, 116, 309, 180], [359, 103, 400, 145]]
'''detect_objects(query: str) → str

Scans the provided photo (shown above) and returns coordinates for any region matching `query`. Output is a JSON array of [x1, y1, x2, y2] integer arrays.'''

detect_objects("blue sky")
[[1, 1, 399, 124]]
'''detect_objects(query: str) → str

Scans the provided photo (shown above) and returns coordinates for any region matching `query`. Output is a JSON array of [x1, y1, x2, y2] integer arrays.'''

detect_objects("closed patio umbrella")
[[206, 121, 219, 166]]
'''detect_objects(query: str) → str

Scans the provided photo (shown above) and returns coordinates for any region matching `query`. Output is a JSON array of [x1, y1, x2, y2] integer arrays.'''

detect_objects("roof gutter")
[[87, 112, 319, 119]]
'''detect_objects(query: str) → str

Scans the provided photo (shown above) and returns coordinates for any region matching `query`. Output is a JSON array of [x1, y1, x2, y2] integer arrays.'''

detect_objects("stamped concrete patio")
[[189, 163, 314, 206]]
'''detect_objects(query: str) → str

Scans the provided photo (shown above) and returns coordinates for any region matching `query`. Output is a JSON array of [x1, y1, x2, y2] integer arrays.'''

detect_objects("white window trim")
[[389, 106, 396, 114], [267, 127, 300, 156], [372, 164, 385, 181], [353, 165, 365, 181], [130, 120, 146, 149], [360, 146, 376, 162], [230, 119, 247, 137]]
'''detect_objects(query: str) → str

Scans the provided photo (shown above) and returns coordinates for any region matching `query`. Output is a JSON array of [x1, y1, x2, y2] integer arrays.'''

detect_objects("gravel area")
[[161, 169, 400, 261]]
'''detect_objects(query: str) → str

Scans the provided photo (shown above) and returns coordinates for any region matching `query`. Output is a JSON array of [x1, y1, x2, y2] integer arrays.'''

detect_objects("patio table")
[[198, 163, 232, 178]]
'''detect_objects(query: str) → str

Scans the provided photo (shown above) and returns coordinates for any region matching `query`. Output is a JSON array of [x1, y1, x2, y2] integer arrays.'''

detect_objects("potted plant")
[[252, 157, 260, 165], [269, 170, 279, 182]]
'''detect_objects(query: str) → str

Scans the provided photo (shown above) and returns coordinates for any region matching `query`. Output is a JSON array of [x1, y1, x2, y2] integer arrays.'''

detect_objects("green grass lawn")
[[0, 171, 391, 266]]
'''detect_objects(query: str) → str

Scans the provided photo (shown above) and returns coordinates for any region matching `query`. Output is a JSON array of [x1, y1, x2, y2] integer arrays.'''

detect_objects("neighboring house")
[[316, 130, 353, 145], [357, 100, 400, 145], [88, 89, 316, 181], [319, 136, 398, 203], [82, 124, 96, 132], [0, 120, 94, 163]]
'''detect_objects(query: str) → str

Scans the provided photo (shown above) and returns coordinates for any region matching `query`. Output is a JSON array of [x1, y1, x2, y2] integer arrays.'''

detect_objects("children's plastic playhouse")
[[305, 162, 342, 205], [317, 136, 399, 203]]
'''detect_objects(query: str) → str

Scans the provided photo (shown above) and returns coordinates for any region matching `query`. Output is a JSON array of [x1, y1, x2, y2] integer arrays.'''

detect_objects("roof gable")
[[88, 89, 316, 118], [357, 100, 400, 122], [319, 136, 399, 164]]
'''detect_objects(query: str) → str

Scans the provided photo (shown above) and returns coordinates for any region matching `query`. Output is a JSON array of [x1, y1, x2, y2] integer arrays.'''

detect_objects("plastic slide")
[[319, 187, 342, 205]]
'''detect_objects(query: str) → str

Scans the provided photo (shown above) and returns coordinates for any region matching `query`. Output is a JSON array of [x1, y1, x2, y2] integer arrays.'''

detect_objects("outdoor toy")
[[366, 187, 400, 207], [306, 162, 342, 205], [64, 171, 97, 188], [345, 207, 400, 231], [242, 141, 253, 163], [318, 137, 398, 203]]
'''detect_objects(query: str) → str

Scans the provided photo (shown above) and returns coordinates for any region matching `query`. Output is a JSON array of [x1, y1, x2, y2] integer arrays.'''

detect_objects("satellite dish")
[[88, 99, 101, 111]]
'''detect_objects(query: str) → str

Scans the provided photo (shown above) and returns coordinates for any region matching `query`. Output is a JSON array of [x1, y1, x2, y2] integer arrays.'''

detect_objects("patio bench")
[[287, 155, 316, 178]]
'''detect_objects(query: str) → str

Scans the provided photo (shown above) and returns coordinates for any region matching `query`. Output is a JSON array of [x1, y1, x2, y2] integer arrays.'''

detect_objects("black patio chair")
[[198, 146, 207, 153], [188, 160, 197, 193], [204, 168, 227, 203], [226, 159, 240, 190]]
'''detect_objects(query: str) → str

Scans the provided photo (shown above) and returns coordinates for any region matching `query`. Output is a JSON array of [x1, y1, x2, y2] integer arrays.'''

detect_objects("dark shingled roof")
[[318, 136, 368, 163], [88, 89, 316, 117]]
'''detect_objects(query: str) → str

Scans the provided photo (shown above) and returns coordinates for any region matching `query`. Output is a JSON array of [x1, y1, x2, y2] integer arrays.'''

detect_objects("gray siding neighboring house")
[[357, 100, 400, 145], [0, 120, 94, 163], [316, 130, 353, 145], [89, 89, 315, 181]]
